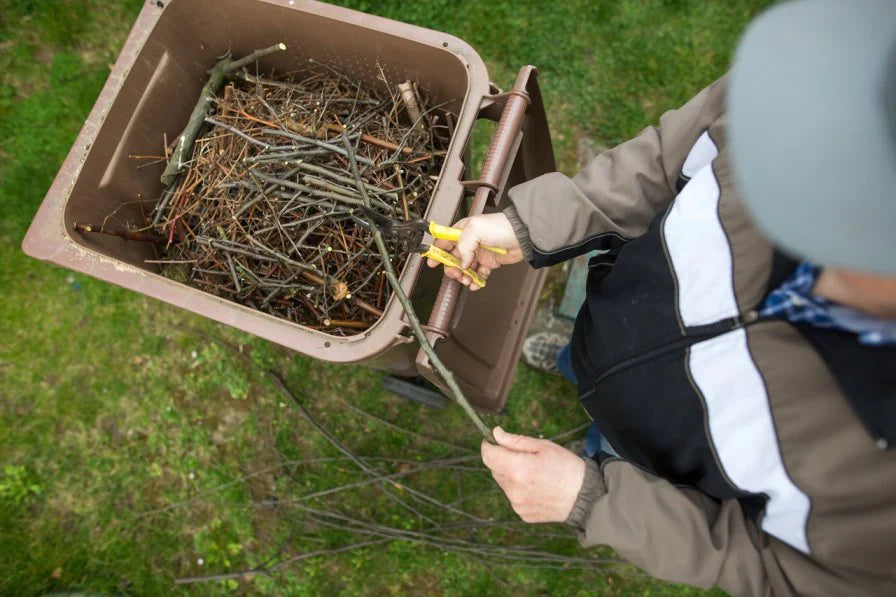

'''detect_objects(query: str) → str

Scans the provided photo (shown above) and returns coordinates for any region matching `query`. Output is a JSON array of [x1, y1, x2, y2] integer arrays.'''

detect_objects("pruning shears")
[[355, 206, 506, 288]]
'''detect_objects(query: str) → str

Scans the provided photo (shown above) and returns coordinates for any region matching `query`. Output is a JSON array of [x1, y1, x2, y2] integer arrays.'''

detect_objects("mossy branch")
[[159, 43, 287, 188]]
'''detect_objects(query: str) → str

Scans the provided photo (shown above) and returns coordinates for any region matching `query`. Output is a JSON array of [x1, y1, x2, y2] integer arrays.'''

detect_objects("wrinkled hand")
[[425, 213, 523, 290], [481, 426, 585, 523]]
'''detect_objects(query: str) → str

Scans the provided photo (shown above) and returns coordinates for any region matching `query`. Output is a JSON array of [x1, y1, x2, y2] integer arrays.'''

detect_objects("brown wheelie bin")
[[22, 0, 555, 413]]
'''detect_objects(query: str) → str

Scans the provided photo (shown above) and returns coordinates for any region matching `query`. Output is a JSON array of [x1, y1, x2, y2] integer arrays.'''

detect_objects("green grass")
[[1, 0, 769, 594]]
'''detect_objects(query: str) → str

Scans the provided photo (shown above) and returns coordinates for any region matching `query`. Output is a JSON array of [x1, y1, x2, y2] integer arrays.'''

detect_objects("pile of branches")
[[149, 55, 452, 335]]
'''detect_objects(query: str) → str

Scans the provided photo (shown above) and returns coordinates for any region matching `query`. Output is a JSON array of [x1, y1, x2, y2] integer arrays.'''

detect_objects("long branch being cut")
[[341, 132, 494, 443]]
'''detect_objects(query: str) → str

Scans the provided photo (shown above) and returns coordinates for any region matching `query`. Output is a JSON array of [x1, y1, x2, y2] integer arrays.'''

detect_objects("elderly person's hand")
[[425, 213, 523, 290], [481, 426, 586, 523]]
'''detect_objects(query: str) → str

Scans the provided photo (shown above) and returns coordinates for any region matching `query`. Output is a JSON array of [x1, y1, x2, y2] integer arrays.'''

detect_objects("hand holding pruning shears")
[[425, 212, 524, 290], [358, 208, 522, 289]]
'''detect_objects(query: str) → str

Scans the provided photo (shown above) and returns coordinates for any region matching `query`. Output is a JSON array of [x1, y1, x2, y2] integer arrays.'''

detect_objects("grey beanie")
[[728, 0, 896, 275]]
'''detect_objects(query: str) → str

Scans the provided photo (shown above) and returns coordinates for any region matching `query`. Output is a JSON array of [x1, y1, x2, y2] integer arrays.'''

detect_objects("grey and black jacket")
[[504, 76, 896, 596]]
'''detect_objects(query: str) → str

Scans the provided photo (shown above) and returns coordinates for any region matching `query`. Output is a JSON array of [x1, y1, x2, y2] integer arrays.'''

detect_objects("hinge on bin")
[[477, 89, 532, 123], [459, 85, 534, 203], [458, 179, 499, 194]]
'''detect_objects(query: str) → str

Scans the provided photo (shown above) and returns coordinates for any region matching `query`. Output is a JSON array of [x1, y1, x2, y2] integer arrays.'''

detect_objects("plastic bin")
[[22, 0, 555, 413]]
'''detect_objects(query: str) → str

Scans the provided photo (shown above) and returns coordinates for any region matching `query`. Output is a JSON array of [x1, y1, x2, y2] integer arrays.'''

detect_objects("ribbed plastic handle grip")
[[473, 71, 532, 208], [427, 275, 463, 334], [425, 67, 533, 335]]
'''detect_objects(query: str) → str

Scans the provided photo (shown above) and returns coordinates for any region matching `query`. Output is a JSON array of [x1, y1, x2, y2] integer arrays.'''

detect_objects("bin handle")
[[424, 66, 535, 339]]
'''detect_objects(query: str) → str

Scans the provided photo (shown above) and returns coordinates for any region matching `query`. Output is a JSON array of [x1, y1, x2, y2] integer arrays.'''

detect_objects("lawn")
[[1, 0, 770, 594]]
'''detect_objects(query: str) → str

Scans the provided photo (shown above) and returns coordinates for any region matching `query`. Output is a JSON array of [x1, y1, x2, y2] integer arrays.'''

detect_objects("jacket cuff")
[[502, 204, 534, 262], [565, 457, 606, 530]]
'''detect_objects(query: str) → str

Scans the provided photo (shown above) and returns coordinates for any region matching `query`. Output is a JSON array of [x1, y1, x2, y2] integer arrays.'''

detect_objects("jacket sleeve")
[[567, 459, 877, 597], [505, 76, 728, 268]]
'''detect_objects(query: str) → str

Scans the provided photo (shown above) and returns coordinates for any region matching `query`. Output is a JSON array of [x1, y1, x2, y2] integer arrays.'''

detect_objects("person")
[[426, 0, 896, 594]]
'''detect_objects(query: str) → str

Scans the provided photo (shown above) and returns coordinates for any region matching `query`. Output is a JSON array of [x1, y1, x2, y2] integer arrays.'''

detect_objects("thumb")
[[455, 227, 482, 270], [493, 426, 541, 454]]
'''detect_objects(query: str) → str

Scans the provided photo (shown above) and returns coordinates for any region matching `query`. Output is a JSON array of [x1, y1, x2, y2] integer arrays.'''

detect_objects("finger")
[[489, 470, 512, 484], [480, 439, 501, 471], [481, 441, 518, 474], [455, 226, 482, 270], [475, 250, 500, 270], [431, 237, 456, 252], [452, 271, 470, 286], [468, 266, 488, 291], [442, 266, 463, 282], [493, 426, 541, 454], [433, 217, 467, 253]]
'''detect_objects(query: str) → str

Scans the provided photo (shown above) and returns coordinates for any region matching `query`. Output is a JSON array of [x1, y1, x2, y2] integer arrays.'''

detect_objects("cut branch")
[[341, 132, 494, 442]]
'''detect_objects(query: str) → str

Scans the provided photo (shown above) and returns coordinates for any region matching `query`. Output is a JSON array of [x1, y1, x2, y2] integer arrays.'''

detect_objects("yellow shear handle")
[[420, 245, 487, 288], [427, 222, 508, 255]]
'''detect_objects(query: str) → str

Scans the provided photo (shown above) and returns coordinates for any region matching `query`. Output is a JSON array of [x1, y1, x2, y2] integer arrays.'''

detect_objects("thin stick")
[[174, 539, 386, 585], [73, 223, 169, 244], [224, 42, 287, 73], [205, 117, 271, 149], [260, 128, 375, 166], [336, 399, 476, 454], [291, 119, 422, 155], [264, 368, 484, 524]]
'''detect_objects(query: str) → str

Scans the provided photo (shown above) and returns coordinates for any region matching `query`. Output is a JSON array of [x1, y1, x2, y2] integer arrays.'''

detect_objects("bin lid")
[[415, 66, 555, 414]]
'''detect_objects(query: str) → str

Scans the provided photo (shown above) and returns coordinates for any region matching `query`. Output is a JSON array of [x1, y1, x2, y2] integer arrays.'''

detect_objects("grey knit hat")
[[728, 0, 896, 275]]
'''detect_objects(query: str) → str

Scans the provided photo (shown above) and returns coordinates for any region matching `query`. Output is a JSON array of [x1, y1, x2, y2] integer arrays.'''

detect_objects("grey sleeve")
[[567, 459, 878, 597], [506, 76, 729, 268]]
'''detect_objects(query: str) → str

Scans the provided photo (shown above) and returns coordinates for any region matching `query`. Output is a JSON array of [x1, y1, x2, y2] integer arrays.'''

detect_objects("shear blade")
[[357, 206, 393, 231]]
